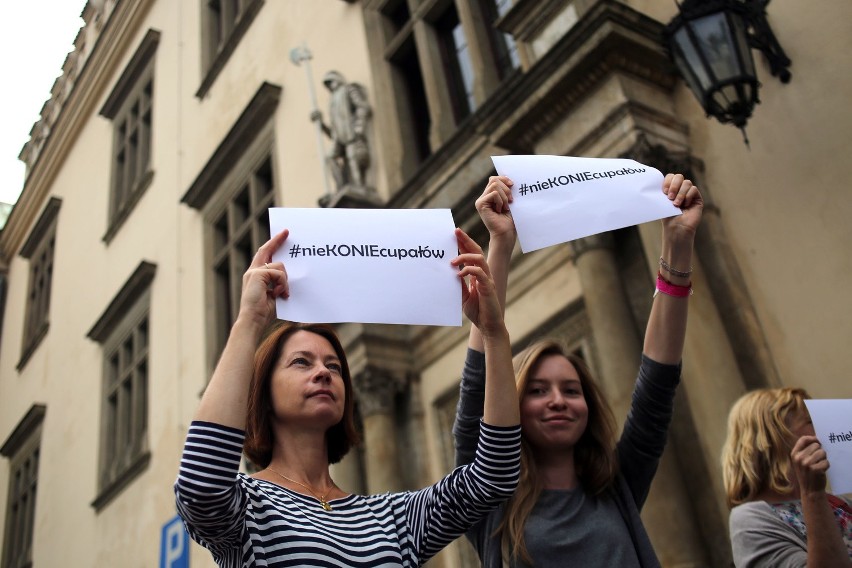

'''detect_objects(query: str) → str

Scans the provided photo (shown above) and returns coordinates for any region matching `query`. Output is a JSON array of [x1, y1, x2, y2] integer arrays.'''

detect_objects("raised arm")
[[453, 228, 519, 427], [468, 176, 516, 354], [643, 173, 703, 363], [193, 229, 291, 428], [454, 177, 516, 469], [617, 174, 702, 505], [406, 229, 520, 562], [176, 230, 290, 551]]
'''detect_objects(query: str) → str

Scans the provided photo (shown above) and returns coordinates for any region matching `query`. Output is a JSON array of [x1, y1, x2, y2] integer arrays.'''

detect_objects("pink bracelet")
[[655, 272, 692, 298]]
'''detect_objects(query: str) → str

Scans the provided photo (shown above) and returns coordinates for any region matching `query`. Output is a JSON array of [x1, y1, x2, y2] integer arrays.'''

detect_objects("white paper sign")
[[803, 399, 852, 495], [491, 155, 682, 253], [268, 208, 461, 326]]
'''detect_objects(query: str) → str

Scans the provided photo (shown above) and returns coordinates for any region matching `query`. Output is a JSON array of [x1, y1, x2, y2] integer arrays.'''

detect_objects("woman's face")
[[786, 406, 815, 440], [520, 354, 589, 452], [270, 330, 346, 430]]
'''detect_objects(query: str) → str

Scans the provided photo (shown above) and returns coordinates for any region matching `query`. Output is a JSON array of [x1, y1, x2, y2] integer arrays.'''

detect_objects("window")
[[198, 0, 265, 98], [382, 1, 432, 167], [100, 30, 160, 243], [484, 0, 520, 77], [1, 405, 46, 568], [17, 197, 61, 370], [435, 4, 476, 121], [0, 272, 7, 349], [365, 0, 524, 183], [87, 262, 156, 511], [209, 156, 274, 352], [181, 82, 281, 364]]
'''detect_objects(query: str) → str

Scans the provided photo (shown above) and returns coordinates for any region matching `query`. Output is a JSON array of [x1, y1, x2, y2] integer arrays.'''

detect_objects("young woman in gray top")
[[722, 387, 852, 567], [454, 173, 703, 567]]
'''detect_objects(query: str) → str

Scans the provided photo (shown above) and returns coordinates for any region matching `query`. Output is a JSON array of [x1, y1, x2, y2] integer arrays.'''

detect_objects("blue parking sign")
[[160, 514, 189, 568]]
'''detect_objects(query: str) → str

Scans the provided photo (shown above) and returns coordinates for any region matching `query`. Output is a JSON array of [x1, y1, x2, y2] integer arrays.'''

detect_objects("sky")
[[1, 1, 86, 205]]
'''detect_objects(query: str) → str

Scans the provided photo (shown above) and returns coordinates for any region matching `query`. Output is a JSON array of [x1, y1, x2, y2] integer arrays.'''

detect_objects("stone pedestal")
[[318, 185, 384, 208]]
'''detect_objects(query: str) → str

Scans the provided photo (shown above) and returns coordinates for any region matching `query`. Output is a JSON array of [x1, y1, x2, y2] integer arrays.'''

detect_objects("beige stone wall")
[[670, 0, 852, 399], [2, 1, 851, 567], [0, 1, 375, 567]]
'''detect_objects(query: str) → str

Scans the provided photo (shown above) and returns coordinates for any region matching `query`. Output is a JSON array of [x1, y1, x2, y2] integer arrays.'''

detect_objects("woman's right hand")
[[476, 176, 516, 242], [238, 229, 291, 329], [790, 435, 830, 496]]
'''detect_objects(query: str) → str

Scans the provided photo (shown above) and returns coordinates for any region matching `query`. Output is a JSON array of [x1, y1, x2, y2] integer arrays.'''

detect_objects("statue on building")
[[310, 71, 373, 194]]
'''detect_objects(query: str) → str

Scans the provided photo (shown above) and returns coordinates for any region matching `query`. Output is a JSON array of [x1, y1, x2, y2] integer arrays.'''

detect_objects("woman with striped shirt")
[[175, 228, 521, 567]]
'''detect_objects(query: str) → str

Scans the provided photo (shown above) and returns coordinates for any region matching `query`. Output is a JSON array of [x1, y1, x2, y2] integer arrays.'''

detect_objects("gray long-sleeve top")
[[453, 348, 681, 568]]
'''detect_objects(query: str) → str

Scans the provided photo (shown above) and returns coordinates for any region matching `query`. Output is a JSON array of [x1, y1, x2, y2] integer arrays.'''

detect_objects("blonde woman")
[[722, 388, 852, 567], [454, 173, 701, 567]]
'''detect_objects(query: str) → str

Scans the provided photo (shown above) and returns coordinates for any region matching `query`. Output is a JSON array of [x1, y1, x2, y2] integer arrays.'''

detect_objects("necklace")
[[267, 467, 334, 511]]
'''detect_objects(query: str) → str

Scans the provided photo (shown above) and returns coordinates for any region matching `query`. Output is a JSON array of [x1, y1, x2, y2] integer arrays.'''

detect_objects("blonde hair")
[[498, 339, 618, 565], [721, 387, 810, 508]]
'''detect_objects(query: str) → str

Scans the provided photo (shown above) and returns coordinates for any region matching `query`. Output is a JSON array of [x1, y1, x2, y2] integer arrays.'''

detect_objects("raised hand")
[[452, 228, 504, 339], [790, 435, 830, 497], [239, 229, 291, 329], [476, 176, 516, 240], [661, 173, 704, 238]]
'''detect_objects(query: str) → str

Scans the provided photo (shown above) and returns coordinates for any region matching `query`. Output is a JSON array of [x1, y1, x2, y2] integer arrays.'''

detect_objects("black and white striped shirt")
[[175, 421, 520, 567]]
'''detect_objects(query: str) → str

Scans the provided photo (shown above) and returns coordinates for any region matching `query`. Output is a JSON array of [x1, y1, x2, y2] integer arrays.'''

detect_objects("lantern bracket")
[[740, 0, 791, 83]]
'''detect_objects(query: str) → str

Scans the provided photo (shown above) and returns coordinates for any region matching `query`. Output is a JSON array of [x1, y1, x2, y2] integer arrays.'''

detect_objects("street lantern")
[[664, 0, 792, 144]]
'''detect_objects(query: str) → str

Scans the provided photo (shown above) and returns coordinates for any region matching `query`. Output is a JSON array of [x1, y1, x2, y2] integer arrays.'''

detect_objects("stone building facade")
[[1, 1, 851, 567]]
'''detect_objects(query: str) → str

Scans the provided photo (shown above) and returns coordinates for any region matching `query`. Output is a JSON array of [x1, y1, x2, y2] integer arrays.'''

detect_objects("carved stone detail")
[[620, 133, 697, 181], [570, 231, 615, 260], [354, 366, 405, 418]]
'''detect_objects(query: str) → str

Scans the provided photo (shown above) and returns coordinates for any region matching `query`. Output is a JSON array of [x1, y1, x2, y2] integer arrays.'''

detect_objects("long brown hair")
[[721, 387, 810, 508], [499, 338, 618, 565], [244, 322, 360, 468]]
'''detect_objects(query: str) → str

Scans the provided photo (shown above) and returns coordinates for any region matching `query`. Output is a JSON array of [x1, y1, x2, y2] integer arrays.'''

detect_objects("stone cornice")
[[87, 260, 156, 343], [181, 82, 283, 210], [1, 0, 156, 263], [496, 0, 573, 43], [1, 404, 46, 457], [100, 28, 161, 118], [19, 198, 62, 259], [487, 0, 677, 152], [386, 0, 675, 209]]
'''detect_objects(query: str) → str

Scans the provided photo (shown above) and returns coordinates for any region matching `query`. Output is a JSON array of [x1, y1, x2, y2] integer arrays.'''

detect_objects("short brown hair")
[[244, 322, 360, 468], [721, 387, 810, 508]]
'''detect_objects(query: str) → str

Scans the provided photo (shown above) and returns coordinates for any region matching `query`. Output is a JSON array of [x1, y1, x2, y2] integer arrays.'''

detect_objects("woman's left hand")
[[661, 173, 704, 238], [791, 435, 830, 497], [452, 229, 504, 339]]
